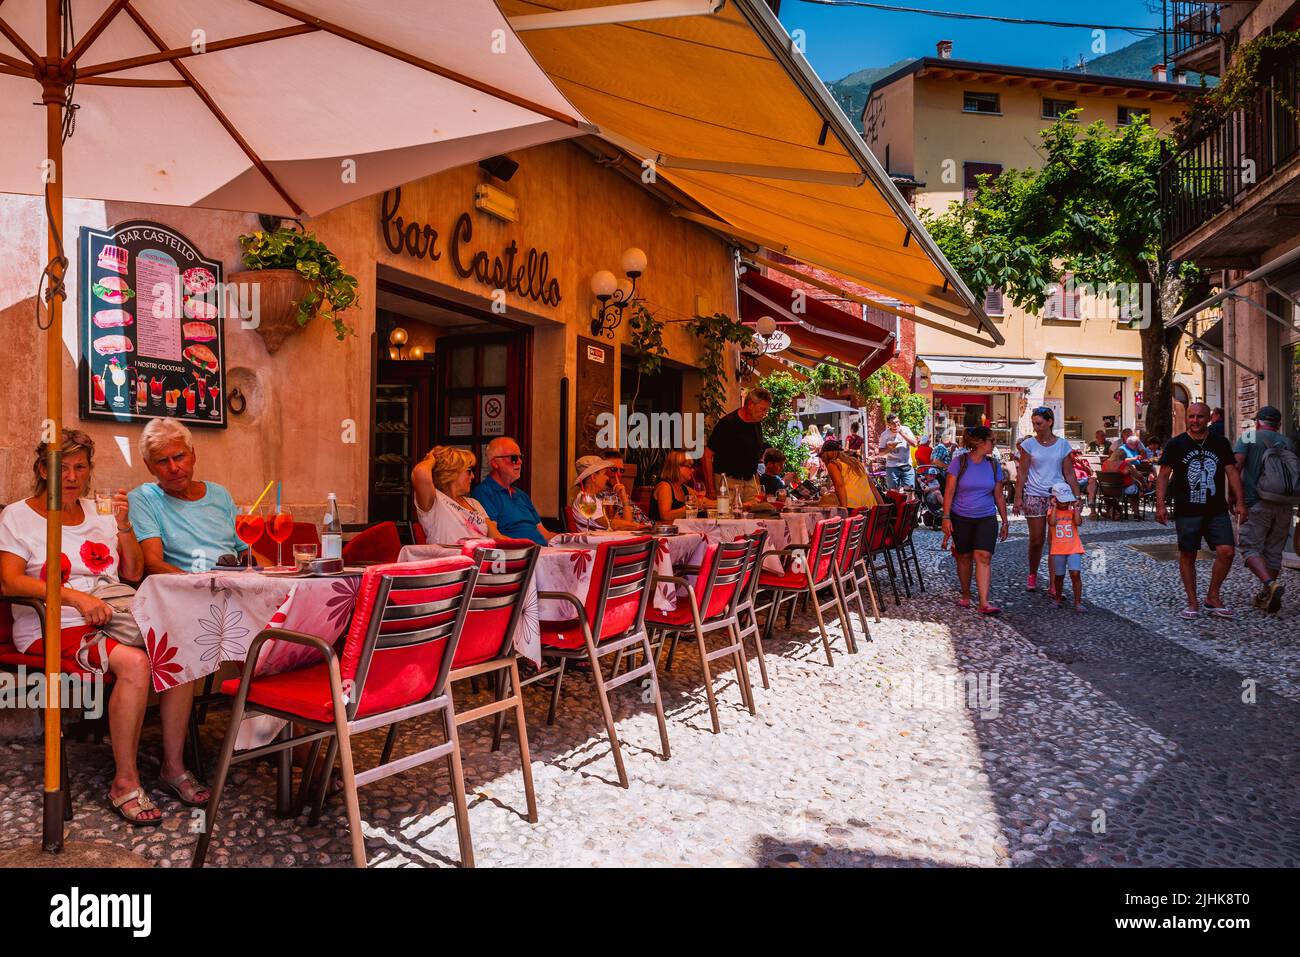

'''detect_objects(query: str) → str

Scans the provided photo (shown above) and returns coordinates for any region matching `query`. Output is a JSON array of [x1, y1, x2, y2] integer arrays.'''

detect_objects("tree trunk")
[[1138, 264, 1202, 442]]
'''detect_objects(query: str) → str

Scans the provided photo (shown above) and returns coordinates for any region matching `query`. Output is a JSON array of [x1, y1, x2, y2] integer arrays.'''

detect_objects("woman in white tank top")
[[1014, 407, 1082, 594]]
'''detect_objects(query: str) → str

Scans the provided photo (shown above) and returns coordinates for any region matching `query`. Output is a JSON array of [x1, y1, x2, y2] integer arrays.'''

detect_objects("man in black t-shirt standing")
[[1156, 402, 1247, 619], [702, 387, 772, 506]]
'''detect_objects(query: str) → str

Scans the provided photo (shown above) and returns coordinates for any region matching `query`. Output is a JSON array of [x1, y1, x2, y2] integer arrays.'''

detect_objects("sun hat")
[[1050, 482, 1076, 503], [574, 455, 617, 486]]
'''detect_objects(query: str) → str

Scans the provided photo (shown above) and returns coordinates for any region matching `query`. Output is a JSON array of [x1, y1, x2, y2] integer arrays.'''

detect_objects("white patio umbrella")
[[0, 0, 585, 857]]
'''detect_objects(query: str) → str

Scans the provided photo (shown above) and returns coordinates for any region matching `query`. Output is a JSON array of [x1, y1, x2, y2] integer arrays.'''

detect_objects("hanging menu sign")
[[78, 221, 227, 429]]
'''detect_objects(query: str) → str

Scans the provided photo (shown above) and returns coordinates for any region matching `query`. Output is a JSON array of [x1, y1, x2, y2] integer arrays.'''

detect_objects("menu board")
[[78, 221, 227, 429]]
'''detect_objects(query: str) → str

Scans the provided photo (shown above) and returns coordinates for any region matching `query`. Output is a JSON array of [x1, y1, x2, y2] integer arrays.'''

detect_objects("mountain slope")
[[827, 59, 914, 129]]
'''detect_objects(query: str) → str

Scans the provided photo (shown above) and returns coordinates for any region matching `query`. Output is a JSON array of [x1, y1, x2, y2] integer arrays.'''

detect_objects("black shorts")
[[951, 513, 999, 554], [1174, 513, 1235, 553]]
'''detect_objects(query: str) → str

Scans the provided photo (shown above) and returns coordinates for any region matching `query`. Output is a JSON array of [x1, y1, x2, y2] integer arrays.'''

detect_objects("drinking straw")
[[276, 482, 281, 512], [250, 479, 276, 511]]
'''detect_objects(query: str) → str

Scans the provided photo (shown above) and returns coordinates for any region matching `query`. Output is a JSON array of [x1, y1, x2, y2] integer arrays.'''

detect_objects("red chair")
[[732, 529, 771, 690], [755, 518, 848, 666], [194, 556, 480, 868], [534, 537, 669, 788], [861, 501, 900, 606], [832, 513, 870, 651], [645, 538, 757, 733], [410, 521, 427, 545], [250, 520, 320, 566], [886, 499, 925, 597], [342, 520, 402, 565], [851, 508, 885, 623], [386, 538, 541, 823]]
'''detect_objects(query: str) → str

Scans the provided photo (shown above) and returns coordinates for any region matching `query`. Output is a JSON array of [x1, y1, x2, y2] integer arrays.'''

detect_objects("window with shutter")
[[984, 286, 1005, 316]]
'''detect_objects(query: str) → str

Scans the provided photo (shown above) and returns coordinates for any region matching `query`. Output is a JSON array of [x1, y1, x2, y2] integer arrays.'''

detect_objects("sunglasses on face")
[[493, 454, 523, 464]]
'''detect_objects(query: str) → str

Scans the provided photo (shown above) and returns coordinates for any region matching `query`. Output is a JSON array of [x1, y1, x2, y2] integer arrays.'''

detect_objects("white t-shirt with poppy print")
[[0, 498, 120, 652]]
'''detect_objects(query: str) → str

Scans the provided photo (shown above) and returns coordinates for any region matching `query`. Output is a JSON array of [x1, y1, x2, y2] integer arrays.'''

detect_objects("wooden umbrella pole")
[[41, 0, 66, 853]]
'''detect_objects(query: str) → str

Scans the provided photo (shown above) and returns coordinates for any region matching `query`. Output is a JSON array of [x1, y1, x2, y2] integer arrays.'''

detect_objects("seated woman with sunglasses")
[[570, 456, 644, 531], [411, 446, 500, 545]]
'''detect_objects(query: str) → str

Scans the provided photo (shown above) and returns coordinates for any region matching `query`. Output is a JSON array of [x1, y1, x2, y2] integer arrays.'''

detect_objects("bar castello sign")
[[380, 187, 561, 307]]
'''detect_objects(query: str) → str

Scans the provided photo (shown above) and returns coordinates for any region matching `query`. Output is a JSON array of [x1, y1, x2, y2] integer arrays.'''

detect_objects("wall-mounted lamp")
[[389, 325, 408, 360], [736, 314, 783, 380], [410, 345, 425, 361], [590, 247, 648, 339]]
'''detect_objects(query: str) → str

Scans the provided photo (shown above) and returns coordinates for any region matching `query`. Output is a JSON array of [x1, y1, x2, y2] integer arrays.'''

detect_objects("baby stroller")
[[916, 465, 946, 529]]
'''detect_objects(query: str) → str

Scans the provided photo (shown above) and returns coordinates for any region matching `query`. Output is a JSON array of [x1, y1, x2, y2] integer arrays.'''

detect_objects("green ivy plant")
[[237, 228, 360, 340], [1173, 29, 1300, 141], [757, 370, 808, 480], [687, 312, 753, 430]]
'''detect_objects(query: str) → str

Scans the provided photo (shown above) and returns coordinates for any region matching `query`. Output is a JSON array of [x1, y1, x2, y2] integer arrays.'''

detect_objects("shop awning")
[[497, 0, 995, 336], [754, 353, 807, 382], [801, 395, 858, 416], [1049, 354, 1144, 374], [740, 270, 897, 375], [920, 356, 1045, 389]]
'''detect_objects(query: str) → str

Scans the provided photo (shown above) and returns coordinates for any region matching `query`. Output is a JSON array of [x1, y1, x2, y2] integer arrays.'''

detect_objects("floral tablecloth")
[[399, 532, 706, 660], [133, 571, 361, 693], [132, 571, 362, 750]]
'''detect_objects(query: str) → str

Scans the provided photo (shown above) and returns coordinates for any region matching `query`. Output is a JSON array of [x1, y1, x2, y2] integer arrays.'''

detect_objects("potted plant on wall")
[[231, 227, 360, 353]]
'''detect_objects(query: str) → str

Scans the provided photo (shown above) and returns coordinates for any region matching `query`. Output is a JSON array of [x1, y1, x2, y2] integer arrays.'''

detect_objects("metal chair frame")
[[531, 538, 670, 789], [193, 562, 480, 868], [647, 538, 757, 734], [755, 518, 851, 667]]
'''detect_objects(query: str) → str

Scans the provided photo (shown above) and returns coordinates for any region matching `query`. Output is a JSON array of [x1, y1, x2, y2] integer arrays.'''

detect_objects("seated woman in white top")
[[570, 455, 643, 532], [0, 429, 208, 825], [412, 446, 500, 544]]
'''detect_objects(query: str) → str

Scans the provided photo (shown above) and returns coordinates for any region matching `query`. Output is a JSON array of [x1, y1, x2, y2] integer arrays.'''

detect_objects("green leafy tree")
[[757, 370, 807, 480], [920, 113, 1205, 441]]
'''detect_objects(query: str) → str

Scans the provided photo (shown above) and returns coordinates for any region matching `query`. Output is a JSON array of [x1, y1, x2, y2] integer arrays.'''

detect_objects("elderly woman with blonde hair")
[[412, 446, 499, 544], [1, 429, 208, 824]]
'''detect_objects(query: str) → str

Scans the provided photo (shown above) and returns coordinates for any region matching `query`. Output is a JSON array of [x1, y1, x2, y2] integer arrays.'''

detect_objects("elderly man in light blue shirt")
[[128, 419, 245, 574]]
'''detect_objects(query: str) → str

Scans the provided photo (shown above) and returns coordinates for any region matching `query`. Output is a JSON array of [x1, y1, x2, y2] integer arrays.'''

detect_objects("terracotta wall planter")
[[228, 268, 314, 354]]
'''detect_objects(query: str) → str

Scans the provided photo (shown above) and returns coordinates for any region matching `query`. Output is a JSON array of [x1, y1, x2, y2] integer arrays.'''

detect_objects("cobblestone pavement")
[[1, 516, 1296, 867]]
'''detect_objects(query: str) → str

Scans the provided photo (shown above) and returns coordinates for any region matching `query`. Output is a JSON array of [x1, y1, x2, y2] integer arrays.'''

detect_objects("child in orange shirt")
[[1048, 481, 1085, 611]]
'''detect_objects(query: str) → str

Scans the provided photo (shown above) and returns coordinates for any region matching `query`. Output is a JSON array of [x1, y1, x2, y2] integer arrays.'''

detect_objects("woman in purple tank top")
[[941, 426, 1010, 615]]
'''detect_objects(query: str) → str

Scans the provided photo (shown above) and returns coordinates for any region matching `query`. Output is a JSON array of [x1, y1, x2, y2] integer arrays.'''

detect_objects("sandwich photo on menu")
[[92, 275, 134, 304], [183, 343, 218, 374]]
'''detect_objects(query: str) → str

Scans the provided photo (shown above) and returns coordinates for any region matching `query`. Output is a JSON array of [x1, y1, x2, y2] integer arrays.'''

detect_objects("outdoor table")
[[398, 531, 707, 660], [132, 569, 363, 756], [673, 516, 804, 572]]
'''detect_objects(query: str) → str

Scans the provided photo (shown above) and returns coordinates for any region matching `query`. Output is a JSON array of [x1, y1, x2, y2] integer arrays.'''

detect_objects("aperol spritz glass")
[[267, 507, 294, 569], [234, 504, 266, 570]]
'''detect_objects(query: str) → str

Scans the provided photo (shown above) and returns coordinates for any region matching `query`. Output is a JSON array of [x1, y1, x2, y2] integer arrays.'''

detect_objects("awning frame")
[[1167, 242, 1300, 327], [509, 0, 725, 31]]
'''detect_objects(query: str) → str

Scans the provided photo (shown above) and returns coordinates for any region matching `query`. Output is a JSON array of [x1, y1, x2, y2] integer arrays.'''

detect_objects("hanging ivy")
[[1173, 29, 1300, 142], [627, 303, 667, 378], [687, 312, 753, 430], [758, 370, 808, 480]]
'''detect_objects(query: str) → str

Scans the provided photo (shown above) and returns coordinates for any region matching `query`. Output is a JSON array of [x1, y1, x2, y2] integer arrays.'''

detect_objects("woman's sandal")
[[978, 605, 1001, 616], [160, 770, 211, 808], [109, 788, 163, 827], [956, 597, 972, 608]]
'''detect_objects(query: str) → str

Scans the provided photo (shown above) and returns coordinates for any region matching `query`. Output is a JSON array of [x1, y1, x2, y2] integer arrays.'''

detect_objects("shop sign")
[[78, 221, 226, 429], [449, 415, 473, 437], [481, 394, 506, 436], [1238, 372, 1258, 421], [380, 187, 561, 307], [586, 344, 605, 363]]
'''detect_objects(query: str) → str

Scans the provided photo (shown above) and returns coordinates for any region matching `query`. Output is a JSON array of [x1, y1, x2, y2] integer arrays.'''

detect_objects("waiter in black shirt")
[[702, 387, 772, 506]]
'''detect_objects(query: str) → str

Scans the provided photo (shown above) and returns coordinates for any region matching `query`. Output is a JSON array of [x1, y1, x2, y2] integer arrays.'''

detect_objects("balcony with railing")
[[1168, 1, 1224, 69], [1159, 56, 1300, 260]]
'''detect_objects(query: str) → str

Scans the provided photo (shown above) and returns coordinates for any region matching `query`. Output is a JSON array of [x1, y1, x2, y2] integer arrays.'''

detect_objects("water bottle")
[[717, 475, 732, 518], [321, 492, 342, 560]]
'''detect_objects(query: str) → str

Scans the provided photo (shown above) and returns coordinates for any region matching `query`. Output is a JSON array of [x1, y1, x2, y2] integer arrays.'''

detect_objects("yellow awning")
[[499, 0, 998, 341]]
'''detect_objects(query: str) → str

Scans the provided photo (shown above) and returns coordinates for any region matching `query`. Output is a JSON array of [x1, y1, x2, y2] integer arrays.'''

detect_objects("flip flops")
[[956, 597, 972, 608], [1180, 608, 1201, 620], [978, 605, 1001, 616], [1203, 603, 1233, 618]]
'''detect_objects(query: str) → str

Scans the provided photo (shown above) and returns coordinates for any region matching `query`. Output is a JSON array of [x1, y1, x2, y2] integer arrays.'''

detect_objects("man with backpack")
[[1235, 406, 1298, 614]]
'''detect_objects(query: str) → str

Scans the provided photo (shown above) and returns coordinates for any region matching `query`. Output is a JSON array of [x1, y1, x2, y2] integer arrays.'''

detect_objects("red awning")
[[740, 271, 897, 376]]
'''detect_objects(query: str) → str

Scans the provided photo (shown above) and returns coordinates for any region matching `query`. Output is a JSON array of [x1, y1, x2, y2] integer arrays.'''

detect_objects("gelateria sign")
[[379, 187, 562, 307]]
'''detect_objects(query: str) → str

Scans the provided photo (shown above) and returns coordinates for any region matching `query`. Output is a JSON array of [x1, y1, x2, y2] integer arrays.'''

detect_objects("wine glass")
[[576, 490, 599, 527], [267, 506, 295, 569], [234, 504, 266, 571]]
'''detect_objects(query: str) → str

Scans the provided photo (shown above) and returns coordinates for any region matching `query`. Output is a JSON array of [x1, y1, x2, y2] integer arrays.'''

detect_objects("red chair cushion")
[[342, 522, 403, 566], [539, 617, 585, 650], [757, 568, 809, 590]]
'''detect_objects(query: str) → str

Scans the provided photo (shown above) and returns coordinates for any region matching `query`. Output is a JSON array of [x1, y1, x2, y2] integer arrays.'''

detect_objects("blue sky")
[[779, 0, 1164, 81]]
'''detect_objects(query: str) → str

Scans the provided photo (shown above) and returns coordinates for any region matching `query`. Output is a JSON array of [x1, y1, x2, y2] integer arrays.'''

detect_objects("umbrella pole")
[[42, 0, 66, 854]]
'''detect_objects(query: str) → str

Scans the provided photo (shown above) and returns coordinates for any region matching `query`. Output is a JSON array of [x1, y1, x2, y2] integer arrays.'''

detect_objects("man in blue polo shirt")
[[472, 436, 555, 546]]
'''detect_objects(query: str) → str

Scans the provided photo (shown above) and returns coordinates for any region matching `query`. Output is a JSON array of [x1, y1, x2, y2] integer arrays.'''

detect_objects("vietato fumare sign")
[[379, 187, 562, 307]]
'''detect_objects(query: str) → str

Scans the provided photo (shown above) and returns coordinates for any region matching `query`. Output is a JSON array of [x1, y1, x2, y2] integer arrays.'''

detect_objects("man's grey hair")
[[485, 437, 519, 460], [140, 418, 193, 462]]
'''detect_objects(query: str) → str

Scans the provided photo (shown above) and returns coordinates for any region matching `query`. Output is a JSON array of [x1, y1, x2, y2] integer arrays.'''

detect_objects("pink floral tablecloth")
[[398, 532, 706, 661], [132, 571, 361, 693]]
